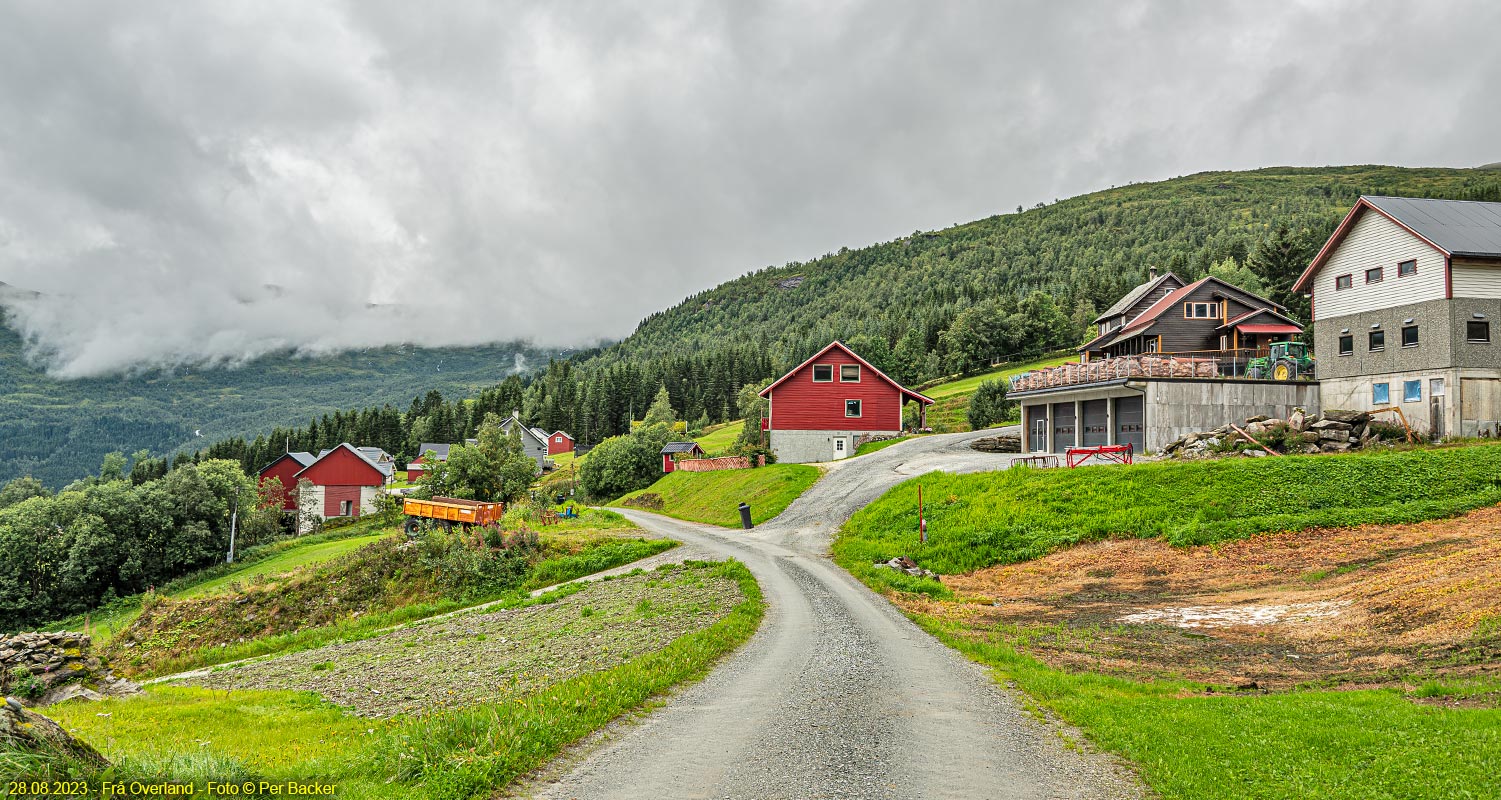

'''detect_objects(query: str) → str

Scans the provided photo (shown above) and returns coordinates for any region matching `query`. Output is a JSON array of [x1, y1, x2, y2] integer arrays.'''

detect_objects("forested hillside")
[[0, 325, 564, 488], [189, 165, 1501, 480]]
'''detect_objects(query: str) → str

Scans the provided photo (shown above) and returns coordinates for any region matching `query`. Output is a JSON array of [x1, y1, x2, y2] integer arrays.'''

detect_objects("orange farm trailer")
[[402, 496, 504, 534]]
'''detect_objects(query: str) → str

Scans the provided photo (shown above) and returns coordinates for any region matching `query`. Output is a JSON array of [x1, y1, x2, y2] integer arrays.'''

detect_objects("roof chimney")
[[1149, 267, 1158, 281]]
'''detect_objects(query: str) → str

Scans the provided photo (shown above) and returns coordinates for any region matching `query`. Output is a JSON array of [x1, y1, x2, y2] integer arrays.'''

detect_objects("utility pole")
[[226, 495, 239, 564]]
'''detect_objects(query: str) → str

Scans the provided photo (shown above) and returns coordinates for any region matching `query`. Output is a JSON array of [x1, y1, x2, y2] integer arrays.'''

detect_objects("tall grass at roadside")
[[837, 444, 1501, 587], [139, 539, 672, 678]]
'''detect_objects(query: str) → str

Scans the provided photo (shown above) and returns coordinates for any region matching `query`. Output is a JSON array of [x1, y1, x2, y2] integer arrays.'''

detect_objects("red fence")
[[676, 456, 751, 472]]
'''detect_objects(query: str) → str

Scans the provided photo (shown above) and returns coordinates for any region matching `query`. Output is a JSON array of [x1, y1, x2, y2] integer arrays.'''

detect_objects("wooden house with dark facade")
[[1080, 271, 1303, 360], [1011, 272, 1316, 455]]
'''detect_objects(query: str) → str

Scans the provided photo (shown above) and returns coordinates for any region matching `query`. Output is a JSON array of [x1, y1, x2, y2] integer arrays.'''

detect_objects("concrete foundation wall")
[[1016, 379, 1320, 453], [1316, 367, 1501, 438], [770, 429, 899, 463], [1143, 380, 1321, 451]]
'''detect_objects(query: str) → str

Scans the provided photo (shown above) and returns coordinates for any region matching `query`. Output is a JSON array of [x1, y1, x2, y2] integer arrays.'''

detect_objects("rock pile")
[[971, 434, 1022, 453], [0, 631, 138, 706], [874, 555, 940, 580], [1164, 409, 1393, 459], [0, 697, 110, 768]]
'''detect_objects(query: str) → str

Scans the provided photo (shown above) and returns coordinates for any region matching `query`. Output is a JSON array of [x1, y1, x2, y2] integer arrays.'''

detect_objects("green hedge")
[[837, 444, 1501, 578]]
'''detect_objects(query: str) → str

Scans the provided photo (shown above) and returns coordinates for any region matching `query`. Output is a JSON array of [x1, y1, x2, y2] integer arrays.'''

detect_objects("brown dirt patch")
[[903, 506, 1501, 690]]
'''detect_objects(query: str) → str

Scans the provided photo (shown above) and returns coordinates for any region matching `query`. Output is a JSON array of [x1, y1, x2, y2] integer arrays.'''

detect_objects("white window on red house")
[[812, 364, 833, 382], [840, 364, 860, 382], [845, 399, 862, 417]]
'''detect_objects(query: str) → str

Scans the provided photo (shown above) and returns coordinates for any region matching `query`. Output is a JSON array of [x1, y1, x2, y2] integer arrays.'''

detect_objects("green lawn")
[[694, 421, 744, 456], [611, 464, 821, 527], [836, 443, 1501, 592], [918, 616, 1501, 800], [918, 353, 1074, 432], [42, 562, 766, 800], [920, 353, 1076, 399], [854, 436, 910, 457], [47, 524, 402, 643], [179, 533, 390, 598]]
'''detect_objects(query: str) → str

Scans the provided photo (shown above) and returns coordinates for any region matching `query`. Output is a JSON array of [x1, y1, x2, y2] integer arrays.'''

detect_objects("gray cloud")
[[0, 0, 1497, 376]]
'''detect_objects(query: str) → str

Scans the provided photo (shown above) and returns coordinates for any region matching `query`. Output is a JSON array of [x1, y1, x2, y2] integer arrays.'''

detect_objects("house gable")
[[295, 444, 388, 487], [1299, 202, 1448, 321], [761, 341, 931, 433]]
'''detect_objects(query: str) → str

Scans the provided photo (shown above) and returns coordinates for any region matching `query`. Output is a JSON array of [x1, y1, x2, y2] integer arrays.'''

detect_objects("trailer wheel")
[[403, 517, 421, 536]]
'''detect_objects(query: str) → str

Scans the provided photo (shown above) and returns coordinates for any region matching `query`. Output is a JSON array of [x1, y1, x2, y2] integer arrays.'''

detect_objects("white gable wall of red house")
[[759, 341, 932, 463], [259, 444, 393, 531]]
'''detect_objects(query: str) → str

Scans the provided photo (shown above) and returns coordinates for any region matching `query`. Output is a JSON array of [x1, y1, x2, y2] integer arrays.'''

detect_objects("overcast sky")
[[0, 1, 1497, 377]]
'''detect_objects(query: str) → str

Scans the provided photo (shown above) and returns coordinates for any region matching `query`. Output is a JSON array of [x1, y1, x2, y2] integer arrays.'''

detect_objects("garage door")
[[1081, 399, 1109, 446], [1051, 402, 1077, 450], [1114, 396, 1145, 453], [1026, 405, 1049, 452]]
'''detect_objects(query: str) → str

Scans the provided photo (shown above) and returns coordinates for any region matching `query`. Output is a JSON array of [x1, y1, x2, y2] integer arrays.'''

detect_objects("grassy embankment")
[[918, 353, 1073, 432], [45, 519, 397, 643], [611, 464, 821, 527], [41, 561, 765, 800], [835, 444, 1501, 799], [854, 436, 910, 457], [103, 509, 674, 678], [693, 421, 744, 455]]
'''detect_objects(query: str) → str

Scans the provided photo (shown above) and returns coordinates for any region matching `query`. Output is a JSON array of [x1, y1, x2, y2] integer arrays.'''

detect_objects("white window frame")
[[840, 364, 861, 382], [812, 364, 834, 383], [1183, 302, 1219, 319], [844, 399, 862, 418]]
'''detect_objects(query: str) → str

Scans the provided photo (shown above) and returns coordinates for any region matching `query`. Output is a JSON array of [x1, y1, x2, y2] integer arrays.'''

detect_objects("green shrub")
[[7, 665, 44, 699], [966, 379, 1013, 430]]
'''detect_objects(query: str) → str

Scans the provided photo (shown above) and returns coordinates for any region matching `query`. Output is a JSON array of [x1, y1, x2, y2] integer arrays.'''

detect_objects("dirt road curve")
[[527, 429, 1143, 800]]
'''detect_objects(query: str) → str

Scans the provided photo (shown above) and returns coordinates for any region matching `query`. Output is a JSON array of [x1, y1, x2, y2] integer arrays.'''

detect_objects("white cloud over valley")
[[0, 0, 1497, 376]]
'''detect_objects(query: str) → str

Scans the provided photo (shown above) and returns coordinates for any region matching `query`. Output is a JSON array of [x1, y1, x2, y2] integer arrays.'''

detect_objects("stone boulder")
[[970, 435, 1022, 454], [1323, 409, 1372, 425], [0, 631, 137, 707], [0, 697, 109, 768]]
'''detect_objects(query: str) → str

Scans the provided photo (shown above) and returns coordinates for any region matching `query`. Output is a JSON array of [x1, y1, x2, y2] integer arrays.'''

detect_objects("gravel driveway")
[[526, 428, 1144, 799]]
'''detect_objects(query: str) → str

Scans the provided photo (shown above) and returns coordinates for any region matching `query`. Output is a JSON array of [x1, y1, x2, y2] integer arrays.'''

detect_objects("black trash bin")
[[738, 502, 753, 530]]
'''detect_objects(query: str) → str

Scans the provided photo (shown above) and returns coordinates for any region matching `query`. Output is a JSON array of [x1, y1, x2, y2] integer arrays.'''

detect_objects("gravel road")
[[526, 428, 1143, 799]]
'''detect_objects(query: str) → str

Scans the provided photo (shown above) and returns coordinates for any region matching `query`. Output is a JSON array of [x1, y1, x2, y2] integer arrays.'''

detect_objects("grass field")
[[917, 616, 1501, 800], [612, 464, 821, 527], [919, 353, 1074, 432], [836, 443, 1501, 593], [46, 521, 401, 643], [836, 442, 1501, 798], [694, 421, 744, 455], [42, 561, 766, 800], [178, 533, 390, 598]]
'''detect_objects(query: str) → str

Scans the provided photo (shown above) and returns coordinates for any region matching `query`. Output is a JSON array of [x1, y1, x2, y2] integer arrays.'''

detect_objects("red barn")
[[257, 452, 315, 511], [547, 431, 575, 456], [759, 341, 933, 463], [293, 443, 393, 530]]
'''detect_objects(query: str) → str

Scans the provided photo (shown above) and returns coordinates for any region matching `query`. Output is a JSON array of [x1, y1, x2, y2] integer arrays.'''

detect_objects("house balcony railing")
[[1008, 349, 1315, 393]]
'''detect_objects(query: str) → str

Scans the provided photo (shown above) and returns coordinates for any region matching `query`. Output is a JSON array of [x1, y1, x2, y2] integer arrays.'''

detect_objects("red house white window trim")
[[840, 364, 861, 382], [845, 399, 862, 418], [812, 364, 834, 382]]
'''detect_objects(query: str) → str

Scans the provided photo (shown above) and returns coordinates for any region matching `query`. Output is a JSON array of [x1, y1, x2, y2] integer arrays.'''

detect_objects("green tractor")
[[1246, 341, 1314, 380]]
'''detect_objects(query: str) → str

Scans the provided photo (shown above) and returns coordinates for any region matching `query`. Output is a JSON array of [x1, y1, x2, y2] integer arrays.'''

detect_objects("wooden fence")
[[676, 456, 751, 472]]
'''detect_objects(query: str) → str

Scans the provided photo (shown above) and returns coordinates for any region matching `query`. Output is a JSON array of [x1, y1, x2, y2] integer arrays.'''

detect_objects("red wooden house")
[[547, 431, 575, 456], [759, 341, 933, 463], [257, 452, 316, 511], [293, 443, 394, 529]]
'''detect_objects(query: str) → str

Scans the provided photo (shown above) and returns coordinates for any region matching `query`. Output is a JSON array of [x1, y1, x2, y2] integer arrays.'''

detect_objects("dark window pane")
[[1398, 260, 1417, 277], [1369, 330, 1385, 351], [1336, 275, 1353, 290], [812, 365, 833, 382], [845, 399, 862, 417], [1366, 267, 1383, 283], [1401, 326, 1419, 347], [1468, 321, 1491, 343], [1338, 335, 1353, 355]]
